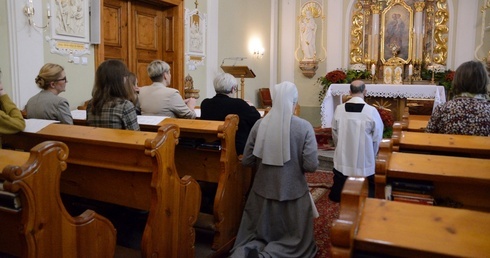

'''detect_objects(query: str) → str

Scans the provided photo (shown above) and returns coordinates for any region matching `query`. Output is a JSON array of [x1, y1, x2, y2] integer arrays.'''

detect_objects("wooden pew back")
[[159, 115, 250, 251], [332, 177, 490, 258], [391, 122, 490, 158], [1, 124, 201, 258], [375, 139, 490, 211], [0, 141, 116, 257]]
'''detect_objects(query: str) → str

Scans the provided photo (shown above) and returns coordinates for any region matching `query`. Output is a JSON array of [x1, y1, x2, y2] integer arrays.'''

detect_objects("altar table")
[[320, 84, 446, 128]]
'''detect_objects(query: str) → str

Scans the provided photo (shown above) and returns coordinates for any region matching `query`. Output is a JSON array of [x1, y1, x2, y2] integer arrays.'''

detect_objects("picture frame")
[[380, 0, 413, 64], [185, 8, 207, 70], [50, 0, 90, 43]]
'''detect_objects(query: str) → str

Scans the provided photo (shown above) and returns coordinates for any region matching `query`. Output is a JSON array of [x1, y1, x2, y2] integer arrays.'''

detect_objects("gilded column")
[[414, 2, 425, 62]]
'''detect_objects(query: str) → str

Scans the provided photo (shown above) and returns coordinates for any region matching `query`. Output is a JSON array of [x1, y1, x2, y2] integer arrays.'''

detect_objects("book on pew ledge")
[[178, 137, 205, 148], [196, 141, 222, 151], [390, 179, 434, 195], [391, 190, 435, 206], [0, 190, 22, 210]]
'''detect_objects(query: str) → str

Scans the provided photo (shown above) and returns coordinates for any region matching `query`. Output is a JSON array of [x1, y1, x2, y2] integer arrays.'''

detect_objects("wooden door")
[[130, 2, 163, 87], [95, 0, 184, 93]]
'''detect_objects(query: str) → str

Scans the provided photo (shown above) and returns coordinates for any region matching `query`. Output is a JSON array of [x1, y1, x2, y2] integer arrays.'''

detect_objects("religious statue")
[[184, 74, 200, 99], [300, 10, 317, 61]]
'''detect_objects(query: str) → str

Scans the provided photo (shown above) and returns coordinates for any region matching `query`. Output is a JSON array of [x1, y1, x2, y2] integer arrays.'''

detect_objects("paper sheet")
[[23, 119, 59, 133], [71, 110, 87, 120], [137, 116, 169, 125]]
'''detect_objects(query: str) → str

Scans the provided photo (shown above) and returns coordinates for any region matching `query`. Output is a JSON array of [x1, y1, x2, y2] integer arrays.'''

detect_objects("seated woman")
[[426, 60, 490, 136], [139, 60, 196, 118], [0, 68, 25, 135], [25, 63, 73, 124], [200, 72, 261, 155], [86, 59, 139, 130]]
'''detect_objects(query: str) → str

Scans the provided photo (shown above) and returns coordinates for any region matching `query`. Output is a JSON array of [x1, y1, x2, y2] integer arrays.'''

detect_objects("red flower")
[[325, 70, 347, 84], [376, 107, 394, 138], [445, 70, 455, 82]]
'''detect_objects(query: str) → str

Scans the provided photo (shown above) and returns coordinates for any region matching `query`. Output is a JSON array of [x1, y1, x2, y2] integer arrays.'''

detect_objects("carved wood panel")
[[95, 0, 184, 94], [102, 0, 128, 64], [131, 3, 163, 87]]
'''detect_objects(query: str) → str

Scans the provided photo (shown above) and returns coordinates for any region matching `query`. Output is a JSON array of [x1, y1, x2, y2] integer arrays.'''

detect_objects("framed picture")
[[380, 0, 413, 64], [185, 8, 206, 70], [50, 0, 90, 43]]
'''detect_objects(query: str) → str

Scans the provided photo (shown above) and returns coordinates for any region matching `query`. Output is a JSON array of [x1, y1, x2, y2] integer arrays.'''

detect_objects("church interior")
[[1, 0, 490, 257]]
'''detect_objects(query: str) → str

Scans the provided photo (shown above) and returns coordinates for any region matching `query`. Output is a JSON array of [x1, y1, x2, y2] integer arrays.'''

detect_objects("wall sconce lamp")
[[24, 0, 51, 29], [253, 48, 264, 59]]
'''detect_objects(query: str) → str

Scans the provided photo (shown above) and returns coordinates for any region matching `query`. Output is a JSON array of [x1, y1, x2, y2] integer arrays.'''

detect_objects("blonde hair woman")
[[25, 63, 73, 124]]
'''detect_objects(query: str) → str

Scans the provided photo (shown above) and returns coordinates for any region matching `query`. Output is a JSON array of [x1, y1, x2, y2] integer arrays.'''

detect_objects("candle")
[[47, 3, 51, 18], [408, 64, 413, 76], [371, 64, 376, 75]]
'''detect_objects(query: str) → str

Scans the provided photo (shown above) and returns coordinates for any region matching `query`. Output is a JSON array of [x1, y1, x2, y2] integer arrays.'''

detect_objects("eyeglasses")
[[54, 77, 68, 83]]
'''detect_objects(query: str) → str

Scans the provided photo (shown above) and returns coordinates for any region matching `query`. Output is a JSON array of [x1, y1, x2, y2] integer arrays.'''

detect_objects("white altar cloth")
[[320, 84, 446, 128]]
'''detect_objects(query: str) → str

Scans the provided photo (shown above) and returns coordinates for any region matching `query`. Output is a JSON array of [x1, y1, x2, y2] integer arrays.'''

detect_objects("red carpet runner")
[[306, 170, 339, 258]]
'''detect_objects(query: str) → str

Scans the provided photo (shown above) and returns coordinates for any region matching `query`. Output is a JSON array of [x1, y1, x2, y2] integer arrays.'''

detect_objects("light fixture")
[[253, 48, 264, 59], [24, 0, 51, 29]]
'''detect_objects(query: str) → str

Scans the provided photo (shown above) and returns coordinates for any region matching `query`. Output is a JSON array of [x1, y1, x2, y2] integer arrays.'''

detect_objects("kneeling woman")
[[230, 81, 318, 258]]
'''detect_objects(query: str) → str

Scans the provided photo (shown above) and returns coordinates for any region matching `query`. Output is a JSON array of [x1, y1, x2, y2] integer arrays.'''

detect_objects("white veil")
[[252, 81, 298, 166]]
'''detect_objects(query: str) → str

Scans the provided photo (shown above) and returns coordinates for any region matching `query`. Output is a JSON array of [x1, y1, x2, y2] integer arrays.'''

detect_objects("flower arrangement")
[[316, 67, 370, 103], [421, 66, 455, 93], [376, 107, 394, 138]]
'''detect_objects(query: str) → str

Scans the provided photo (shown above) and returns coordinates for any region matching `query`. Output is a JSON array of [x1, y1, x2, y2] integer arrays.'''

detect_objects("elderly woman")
[[25, 63, 73, 124], [230, 81, 318, 258], [201, 72, 261, 155], [426, 60, 490, 136], [139, 60, 196, 118]]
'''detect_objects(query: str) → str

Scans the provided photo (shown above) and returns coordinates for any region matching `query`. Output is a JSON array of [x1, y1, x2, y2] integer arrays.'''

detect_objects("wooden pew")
[[375, 139, 490, 212], [332, 177, 490, 258], [0, 141, 116, 257], [399, 107, 430, 132], [1, 124, 201, 258], [70, 111, 250, 251], [391, 122, 490, 158], [157, 115, 250, 251]]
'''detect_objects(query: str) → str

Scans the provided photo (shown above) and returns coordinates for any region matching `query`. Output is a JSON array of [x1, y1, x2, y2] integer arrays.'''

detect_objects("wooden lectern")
[[221, 66, 256, 99]]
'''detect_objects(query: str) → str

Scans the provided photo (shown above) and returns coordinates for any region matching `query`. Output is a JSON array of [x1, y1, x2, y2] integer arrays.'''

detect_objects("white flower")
[[350, 63, 366, 72]]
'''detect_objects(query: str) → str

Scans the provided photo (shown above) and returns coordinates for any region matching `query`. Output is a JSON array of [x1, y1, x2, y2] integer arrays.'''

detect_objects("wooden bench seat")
[[398, 106, 430, 132], [391, 123, 490, 158], [1, 124, 201, 258], [332, 177, 490, 258], [0, 141, 116, 257], [375, 139, 490, 212]]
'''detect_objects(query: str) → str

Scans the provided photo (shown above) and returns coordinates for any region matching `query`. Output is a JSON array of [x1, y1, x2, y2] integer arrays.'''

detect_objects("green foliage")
[[316, 69, 370, 103]]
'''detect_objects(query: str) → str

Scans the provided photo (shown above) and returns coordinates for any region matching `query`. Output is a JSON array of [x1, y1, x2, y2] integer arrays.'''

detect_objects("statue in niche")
[[300, 10, 317, 61]]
